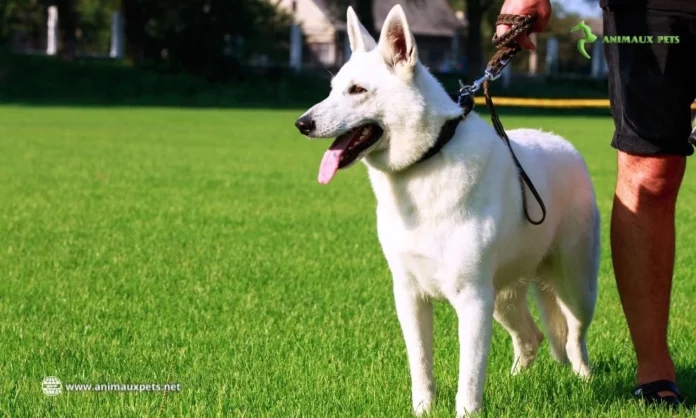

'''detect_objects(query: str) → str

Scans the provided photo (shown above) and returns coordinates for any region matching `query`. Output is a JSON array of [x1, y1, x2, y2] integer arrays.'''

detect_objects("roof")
[[316, 0, 465, 37]]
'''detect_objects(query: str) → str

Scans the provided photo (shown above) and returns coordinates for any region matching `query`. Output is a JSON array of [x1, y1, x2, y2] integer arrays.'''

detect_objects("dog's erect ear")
[[346, 6, 376, 53], [377, 5, 417, 75]]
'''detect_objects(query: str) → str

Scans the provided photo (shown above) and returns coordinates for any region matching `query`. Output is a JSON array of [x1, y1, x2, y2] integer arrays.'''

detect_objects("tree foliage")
[[122, 0, 292, 78], [0, 0, 117, 53], [0, 0, 52, 48], [0, 0, 594, 80], [1, 0, 292, 79]]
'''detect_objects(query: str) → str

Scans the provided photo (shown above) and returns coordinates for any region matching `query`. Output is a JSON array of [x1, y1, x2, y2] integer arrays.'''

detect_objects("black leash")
[[484, 14, 546, 225], [483, 79, 547, 226], [456, 14, 547, 226], [412, 14, 547, 225]]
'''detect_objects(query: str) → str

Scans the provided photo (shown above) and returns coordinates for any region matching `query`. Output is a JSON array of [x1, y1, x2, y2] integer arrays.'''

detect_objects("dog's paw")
[[573, 365, 592, 381], [412, 390, 435, 416], [455, 405, 483, 418], [508, 329, 543, 376], [509, 354, 537, 375], [510, 360, 526, 376], [455, 396, 483, 418], [549, 348, 569, 364]]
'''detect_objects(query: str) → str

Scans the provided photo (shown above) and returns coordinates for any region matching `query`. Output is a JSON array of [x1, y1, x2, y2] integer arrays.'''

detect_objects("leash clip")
[[454, 54, 514, 117], [455, 80, 476, 116], [484, 56, 513, 81]]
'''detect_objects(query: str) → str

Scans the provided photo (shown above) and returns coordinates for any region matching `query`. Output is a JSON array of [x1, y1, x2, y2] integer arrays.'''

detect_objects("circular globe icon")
[[42, 376, 62, 396]]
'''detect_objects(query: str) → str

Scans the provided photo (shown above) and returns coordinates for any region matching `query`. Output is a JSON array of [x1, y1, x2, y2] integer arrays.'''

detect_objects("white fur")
[[297, 5, 600, 416]]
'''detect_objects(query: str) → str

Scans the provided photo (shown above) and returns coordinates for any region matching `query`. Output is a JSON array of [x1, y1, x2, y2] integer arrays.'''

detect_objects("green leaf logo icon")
[[570, 20, 597, 59]]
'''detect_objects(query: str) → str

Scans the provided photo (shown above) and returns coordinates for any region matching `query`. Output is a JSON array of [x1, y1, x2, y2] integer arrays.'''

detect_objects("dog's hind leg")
[[556, 292, 594, 379], [531, 280, 569, 364], [551, 207, 600, 379], [493, 283, 544, 375]]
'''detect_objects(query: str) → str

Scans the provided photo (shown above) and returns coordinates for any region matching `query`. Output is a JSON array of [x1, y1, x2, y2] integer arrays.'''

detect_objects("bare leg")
[[611, 152, 686, 393]]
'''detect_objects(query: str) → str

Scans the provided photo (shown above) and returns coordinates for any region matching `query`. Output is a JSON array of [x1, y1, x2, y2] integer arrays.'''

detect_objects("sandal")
[[632, 380, 684, 407]]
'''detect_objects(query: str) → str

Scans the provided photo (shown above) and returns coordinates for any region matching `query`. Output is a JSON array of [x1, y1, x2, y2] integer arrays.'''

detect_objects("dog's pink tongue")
[[318, 150, 343, 184], [318, 133, 354, 184]]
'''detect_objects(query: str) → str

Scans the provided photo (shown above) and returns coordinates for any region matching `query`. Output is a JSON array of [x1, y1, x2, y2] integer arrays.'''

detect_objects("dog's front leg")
[[453, 281, 495, 417], [394, 281, 435, 416]]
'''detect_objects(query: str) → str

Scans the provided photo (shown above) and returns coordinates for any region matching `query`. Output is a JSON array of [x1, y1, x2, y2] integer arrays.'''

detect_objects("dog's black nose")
[[295, 116, 316, 135]]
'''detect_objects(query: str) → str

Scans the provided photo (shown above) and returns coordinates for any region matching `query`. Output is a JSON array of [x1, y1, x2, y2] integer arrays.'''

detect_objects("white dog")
[[295, 5, 600, 416]]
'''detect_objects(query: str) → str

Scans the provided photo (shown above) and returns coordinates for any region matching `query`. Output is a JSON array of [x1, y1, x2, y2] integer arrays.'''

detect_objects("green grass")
[[0, 105, 695, 417]]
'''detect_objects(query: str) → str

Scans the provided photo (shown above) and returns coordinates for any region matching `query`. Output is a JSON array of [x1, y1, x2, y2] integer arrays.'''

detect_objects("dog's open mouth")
[[318, 123, 383, 184]]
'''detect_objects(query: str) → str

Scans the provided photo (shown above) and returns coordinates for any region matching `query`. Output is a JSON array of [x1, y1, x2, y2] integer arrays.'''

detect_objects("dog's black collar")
[[413, 92, 474, 166], [413, 117, 462, 165]]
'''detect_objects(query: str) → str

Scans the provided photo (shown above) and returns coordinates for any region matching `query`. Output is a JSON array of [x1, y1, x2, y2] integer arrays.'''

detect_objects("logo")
[[603, 35, 679, 44], [571, 20, 597, 59], [42, 376, 62, 396]]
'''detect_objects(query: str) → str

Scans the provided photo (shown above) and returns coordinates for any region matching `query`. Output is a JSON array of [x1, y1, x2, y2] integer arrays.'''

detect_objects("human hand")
[[495, 0, 552, 50]]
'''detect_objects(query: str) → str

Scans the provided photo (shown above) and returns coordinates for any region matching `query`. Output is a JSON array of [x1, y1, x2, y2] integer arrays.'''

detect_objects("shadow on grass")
[[677, 367, 696, 409], [589, 356, 696, 411]]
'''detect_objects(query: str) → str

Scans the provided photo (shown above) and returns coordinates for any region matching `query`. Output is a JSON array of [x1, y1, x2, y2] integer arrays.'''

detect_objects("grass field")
[[1, 105, 696, 417]]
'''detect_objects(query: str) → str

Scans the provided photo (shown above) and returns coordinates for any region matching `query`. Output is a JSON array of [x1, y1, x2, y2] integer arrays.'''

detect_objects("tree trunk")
[[123, 0, 146, 64], [55, 0, 77, 59], [466, 0, 483, 82], [353, 0, 376, 38]]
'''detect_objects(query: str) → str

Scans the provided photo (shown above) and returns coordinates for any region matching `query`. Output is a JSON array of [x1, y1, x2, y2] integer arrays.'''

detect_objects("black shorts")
[[603, 6, 696, 156]]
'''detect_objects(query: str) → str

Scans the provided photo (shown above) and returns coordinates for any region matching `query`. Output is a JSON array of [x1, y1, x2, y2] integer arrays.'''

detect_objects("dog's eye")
[[348, 85, 367, 95]]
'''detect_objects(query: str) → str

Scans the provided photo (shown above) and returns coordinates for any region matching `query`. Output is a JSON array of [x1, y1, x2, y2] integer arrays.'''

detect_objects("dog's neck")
[[409, 116, 462, 167], [364, 65, 465, 173]]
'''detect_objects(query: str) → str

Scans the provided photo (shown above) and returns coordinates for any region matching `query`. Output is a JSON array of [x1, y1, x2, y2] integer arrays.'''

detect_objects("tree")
[[446, 0, 503, 81], [1, 0, 293, 78], [52, 0, 80, 58], [122, 0, 155, 64], [0, 0, 47, 48], [120, 0, 292, 78], [465, 0, 504, 81], [0, 0, 117, 56], [353, 0, 376, 39]]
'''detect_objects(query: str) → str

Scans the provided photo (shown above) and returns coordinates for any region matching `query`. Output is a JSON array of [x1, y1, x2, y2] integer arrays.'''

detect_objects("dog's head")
[[295, 4, 462, 183]]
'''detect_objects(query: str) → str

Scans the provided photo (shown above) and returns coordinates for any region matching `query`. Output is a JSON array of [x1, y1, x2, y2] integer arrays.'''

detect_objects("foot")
[[510, 330, 543, 375], [456, 393, 483, 417], [412, 387, 435, 416], [689, 125, 696, 146], [573, 363, 592, 380], [632, 380, 684, 407]]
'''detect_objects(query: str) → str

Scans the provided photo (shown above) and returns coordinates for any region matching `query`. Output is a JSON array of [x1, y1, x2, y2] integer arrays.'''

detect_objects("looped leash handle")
[[491, 15, 537, 47], [483, 13, 547, 226], [486, 14, 537, 77]]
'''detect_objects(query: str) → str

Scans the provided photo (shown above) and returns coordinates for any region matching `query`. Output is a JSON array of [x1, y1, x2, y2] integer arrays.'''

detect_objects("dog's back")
[[369, 113, 598, 293]]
